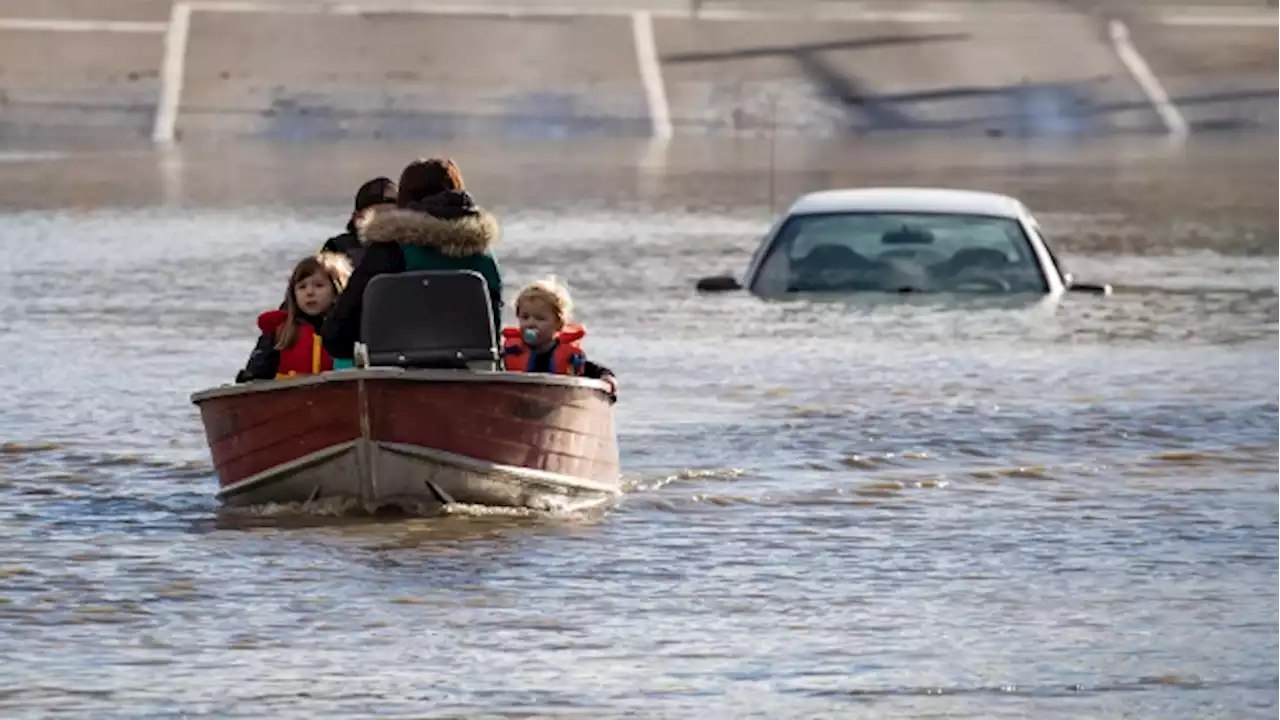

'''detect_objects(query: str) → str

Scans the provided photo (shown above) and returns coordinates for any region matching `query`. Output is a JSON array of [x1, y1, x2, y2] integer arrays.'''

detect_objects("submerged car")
[[696, 187, 1110, 296]]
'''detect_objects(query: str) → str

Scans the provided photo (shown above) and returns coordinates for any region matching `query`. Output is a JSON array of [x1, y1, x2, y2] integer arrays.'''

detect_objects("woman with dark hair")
[[319, 157, 504, 360], [319, 176, 398, 266]]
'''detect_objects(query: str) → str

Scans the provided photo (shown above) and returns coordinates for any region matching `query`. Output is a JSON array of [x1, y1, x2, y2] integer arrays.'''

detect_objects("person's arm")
[[582, 360, 612, 379], [582, 360, 618, 402], [320, 242, 404, 359], [321, 231, 357, 256], [236, 332, 280, 382]]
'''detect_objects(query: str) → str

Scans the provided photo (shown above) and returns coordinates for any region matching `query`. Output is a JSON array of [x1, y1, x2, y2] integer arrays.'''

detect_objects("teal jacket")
[[401, 245, 502, 322], [320, 194, 504, 359]]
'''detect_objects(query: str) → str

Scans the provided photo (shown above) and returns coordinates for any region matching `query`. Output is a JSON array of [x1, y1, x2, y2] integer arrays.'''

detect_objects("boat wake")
[[213, 493, 620, 528], [623, 467, 747, 493]]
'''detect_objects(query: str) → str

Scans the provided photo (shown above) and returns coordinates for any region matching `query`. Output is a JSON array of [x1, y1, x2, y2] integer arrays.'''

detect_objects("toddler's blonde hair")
[[515, 276, 574, 326]]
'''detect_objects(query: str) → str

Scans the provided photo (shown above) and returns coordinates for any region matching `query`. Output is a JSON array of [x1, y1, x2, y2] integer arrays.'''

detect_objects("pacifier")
[[522, 328, 539, 344]]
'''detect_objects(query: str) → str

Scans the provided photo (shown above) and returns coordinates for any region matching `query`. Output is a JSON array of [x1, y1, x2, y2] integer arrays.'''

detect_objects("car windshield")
[[750, 211, 1049, 295]]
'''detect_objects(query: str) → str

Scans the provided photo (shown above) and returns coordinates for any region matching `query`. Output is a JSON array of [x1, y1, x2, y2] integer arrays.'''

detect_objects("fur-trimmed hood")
[[357, 194, 500, 257]]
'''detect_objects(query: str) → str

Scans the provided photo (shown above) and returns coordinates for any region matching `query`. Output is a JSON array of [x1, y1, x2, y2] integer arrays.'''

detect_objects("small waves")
[[804, 673, 1242, 699], [623, 467, 747, 494], [621, 440, 1278, 517], [0, 137, 1276, 718], [0, 441, 215, 536]]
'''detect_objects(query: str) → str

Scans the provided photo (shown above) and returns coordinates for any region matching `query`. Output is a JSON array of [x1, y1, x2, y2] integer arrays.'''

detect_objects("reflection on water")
[[0, 136, 1275, 718]]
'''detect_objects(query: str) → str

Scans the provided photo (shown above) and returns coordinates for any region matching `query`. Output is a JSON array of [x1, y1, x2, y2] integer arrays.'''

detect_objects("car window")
[[750, 211, 1049, 295]]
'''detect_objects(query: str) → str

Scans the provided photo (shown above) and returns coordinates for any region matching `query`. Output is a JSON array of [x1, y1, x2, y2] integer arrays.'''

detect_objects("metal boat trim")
[[377, 441, 622, 496], [192, 368, 613, 403], [215, 440, 358, 499]]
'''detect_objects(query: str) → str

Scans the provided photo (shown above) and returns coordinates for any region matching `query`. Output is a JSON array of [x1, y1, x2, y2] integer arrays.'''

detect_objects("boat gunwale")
[[190, 368, 615, 404]]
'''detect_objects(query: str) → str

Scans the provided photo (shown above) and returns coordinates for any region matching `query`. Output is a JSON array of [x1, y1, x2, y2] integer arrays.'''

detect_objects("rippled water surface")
[[0, 137, 1276, 718]]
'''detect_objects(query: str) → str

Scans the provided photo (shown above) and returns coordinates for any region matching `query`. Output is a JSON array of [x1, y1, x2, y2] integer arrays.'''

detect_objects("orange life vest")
[[257, 310, 335, 380], [501, 324, 586, 376]]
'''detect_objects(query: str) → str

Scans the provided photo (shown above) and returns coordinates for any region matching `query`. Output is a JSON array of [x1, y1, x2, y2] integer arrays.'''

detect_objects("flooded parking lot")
[[0, 135, 1275, 718]]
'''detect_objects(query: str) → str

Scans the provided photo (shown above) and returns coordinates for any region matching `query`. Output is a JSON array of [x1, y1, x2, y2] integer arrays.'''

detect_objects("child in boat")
[[501, 277, 618, 397], [235, 253, 352, 382]]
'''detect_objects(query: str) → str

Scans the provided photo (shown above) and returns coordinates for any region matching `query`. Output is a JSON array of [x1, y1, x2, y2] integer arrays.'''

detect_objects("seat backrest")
[[359, 270, 499, 370], [944, 247, 1010, 276]]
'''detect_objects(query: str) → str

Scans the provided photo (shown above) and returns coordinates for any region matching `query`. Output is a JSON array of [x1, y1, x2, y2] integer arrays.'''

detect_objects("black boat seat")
[[359, 270, 500, 371]]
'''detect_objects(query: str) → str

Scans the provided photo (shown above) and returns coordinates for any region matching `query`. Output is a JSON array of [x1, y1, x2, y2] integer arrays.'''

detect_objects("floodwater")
[[0, 136, 1276, 719]]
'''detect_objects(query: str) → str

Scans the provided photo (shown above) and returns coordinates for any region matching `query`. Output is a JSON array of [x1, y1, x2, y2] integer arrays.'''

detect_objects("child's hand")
[[602, 374, 619, 401]]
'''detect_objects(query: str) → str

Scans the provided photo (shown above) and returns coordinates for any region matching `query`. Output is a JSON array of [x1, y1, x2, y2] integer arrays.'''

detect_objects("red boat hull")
[[192, 369, 621, 513]]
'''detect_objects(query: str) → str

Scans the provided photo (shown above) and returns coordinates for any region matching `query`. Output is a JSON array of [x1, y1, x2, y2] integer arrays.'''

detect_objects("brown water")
[[0, 136, 1276, 718]]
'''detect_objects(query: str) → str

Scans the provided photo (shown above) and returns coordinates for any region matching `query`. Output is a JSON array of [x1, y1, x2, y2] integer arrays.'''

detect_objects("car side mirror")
[[1061, 272, 1112, 295], [1067, 276, 1113, 296], [1067, 282, 1112, 295], [695, 275, 742, 292]]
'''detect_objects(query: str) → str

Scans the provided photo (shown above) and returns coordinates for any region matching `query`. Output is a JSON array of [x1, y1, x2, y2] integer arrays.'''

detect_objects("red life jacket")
[[257, 310, 335, 379], [501, 324, 586, 376]]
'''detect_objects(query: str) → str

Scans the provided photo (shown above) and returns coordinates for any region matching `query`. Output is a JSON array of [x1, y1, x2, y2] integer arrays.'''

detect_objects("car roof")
[[787, 187, 1026, 219]]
